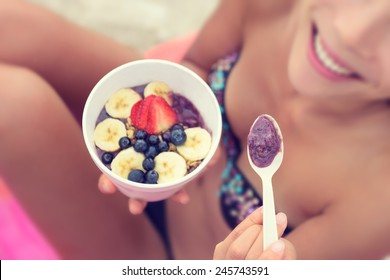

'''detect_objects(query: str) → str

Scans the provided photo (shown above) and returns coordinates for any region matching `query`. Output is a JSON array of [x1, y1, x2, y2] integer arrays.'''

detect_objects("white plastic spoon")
[[247, 114, 284, 250]]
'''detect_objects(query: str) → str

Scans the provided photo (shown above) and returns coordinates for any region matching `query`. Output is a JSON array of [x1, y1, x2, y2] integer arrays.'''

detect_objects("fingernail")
[[276, 212, 287, 225], [101, 181, 114, 193], [179, 195, 189, 204], [271, 240, 285, 253], [100, 181, 109, 192], [129, 202, 142, 215]]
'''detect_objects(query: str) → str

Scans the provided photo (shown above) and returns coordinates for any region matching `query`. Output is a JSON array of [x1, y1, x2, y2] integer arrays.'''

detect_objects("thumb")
[[258, 239, 286, 260], [128, 198, 148, 215]]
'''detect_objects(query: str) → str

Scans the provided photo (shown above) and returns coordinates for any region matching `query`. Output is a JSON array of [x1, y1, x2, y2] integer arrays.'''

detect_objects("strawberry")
[[130, 99, 142, 126], [130, 95, 154, 129], [146, 96, 177, 134], [130, 95, 177, 134], [137, 95, 154, 130]]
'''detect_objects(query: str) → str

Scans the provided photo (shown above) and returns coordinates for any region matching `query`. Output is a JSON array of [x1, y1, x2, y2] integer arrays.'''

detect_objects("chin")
[[287, 22, 322, 97]]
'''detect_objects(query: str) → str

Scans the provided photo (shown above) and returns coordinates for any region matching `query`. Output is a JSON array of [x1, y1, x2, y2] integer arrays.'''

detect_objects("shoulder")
[[218, 0, 294, 20], [288, 171, 390, 259], [245, 0, 296, 18], [331, 174, 390, 258]]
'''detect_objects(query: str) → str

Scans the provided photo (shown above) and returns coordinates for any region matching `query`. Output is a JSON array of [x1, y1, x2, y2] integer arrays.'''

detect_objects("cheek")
[[286, 8, 321, 96], [286, 14, 351, 98], [379, 49, 390, 92], [287, 27, 323, 96]]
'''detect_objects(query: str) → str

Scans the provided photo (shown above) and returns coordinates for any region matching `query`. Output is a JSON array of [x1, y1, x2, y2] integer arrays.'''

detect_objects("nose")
[[333, 1, 390, 58]]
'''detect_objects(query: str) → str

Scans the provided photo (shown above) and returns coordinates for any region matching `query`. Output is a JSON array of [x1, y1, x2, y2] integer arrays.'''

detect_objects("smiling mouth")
[[310, 25, 361, 80]]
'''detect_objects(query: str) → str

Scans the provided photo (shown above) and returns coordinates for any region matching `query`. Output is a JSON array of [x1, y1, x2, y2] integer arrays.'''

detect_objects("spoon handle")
[[262, 176, 278, 250]]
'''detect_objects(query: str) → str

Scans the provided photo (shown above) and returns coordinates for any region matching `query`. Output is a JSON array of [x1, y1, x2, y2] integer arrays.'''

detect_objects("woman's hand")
[[98, 144, 223, 214], [98, 174, 189, 214], [213, 207, 296, 260]]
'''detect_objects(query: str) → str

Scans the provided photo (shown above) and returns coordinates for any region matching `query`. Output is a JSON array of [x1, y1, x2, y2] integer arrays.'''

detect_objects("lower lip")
[[307, 30, 352, 81]]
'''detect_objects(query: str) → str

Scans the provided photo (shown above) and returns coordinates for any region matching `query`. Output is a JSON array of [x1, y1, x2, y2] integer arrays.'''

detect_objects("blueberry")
[[134, 139, 148, 153], [170, 129, 187, 146], [162, 130, 171, 142], [157, 141, 169, 152], [145, 145, 159, 159], [142, 158, 155, 171], [101, 152, 114, 164], [171, 124, 184, 132], [145, 170, 159, 184], [135, 129, 148, 140], [119, 136, 132, 149], [147, 134, 160, 146], [128, 169, 145, 183]]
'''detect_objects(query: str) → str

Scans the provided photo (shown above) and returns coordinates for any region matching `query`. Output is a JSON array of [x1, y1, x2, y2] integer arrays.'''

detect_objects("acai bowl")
[[82, 59, 222, 201]]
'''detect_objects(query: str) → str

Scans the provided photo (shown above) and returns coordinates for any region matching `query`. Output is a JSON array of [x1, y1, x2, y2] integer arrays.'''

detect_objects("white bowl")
[[82, 59, 222, 201]]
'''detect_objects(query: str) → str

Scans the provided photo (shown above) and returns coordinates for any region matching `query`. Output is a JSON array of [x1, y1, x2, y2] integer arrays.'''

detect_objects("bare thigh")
[[0, 64, 166, 259]]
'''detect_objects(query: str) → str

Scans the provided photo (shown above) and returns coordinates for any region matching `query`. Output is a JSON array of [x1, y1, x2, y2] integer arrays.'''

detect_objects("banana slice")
[[94, 118, 127, 152], [143, 81, 173, 105], [105, 88, 142, 118], [111, 147, 145, 179], [176, 127, 212, 161], [154, 152, 187, 184]]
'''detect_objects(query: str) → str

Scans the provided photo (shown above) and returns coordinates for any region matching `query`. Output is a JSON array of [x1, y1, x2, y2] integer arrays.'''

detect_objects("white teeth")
[[314, 34, 353, 76]]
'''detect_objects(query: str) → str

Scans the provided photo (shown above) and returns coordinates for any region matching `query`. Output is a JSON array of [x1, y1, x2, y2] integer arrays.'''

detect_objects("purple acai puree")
[[247, 115, 282, 168], [171, 94, 204, 128], [95, 83, 205, 169], [95, 83, 204, 128]]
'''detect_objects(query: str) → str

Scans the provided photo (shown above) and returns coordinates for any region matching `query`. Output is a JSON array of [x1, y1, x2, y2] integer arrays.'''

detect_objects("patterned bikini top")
[[208, 53, 291, 235]]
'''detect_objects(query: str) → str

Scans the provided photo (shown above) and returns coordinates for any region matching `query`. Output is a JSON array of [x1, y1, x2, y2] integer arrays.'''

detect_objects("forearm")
[[0, 0, 143, 123], [180, 0, 244, 82]]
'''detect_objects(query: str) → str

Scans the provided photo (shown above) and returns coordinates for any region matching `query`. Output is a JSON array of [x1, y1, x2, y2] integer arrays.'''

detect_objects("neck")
[[285, 94, 390, 138]]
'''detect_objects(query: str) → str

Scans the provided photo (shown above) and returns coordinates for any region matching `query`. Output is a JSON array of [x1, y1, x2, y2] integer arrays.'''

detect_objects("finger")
[[225, 207, 264, 243], [128, 198, 147, 215], [98, 174, 117, 194], [245, 212, 288, 259], [245, 226, 264, 259], [276, 212, 288, 238], [171, 189, 190, 204], [217, 225, 261, 260], [214, 207, 264, 259], [258, 238, 297, 260], [282, 239, 297, 260], [258, 239, 286, 260]]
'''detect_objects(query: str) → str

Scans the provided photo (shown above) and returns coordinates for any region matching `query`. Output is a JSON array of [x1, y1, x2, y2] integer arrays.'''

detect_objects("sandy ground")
[[26, 0, 218, 52]]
